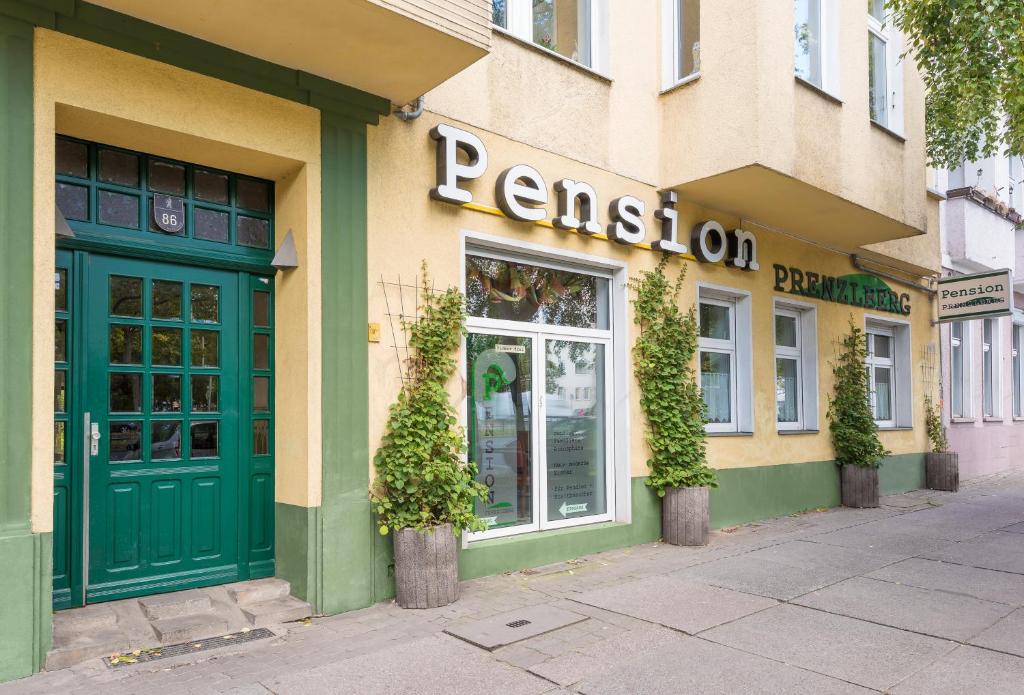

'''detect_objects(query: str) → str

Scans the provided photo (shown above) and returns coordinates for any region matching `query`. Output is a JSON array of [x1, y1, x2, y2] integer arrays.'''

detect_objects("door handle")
[[90, 421, 101, 456]]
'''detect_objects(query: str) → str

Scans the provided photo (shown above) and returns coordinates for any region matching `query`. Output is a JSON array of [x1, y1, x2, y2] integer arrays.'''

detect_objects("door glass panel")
[[98, 190, 140, 229], [54, 422, 66, 463], [148, 160, 186, 196], [55, 370, 67, 411], [700, 351, 732, 423], [152, 327, 182, 366], [253, 334, 269, 370], [545, 340, 606, 522], [109, 325, 143, 364], [190, 421, 218, 457], [151, 421, 182, 460], [465, 255, 609, 329], [874, 366, 893, 421], [56, 183, 89, 221], [253, 377, 269, 412], [253, 420, 269, 456], [191, 285, 219, 323], [56, 138, 88, 178], [110, 373, 142, 412], [236, 178, 270, 211], [191, 330, 219, 367], [194, 169, 229, 204], [191, 375, 219, 412], [253, 292, 270, 327], [775, 315, 798, 348], [776, 357, 799, 423], [467, 333, 534, 530], [699, 303, 731, 340], [110, 277, 143, 317], [98, 149, 139, 187], [152, 281, 182, 320], [153, 374, 182, 412], [56, 269, 68, 311], [237, 216, 270, 248], [55, 319, 67, 361], [194, 208, 229, 243], [108, 421, 142, 462]]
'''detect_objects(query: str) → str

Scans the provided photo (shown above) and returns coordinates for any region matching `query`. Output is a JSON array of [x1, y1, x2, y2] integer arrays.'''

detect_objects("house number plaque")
[[153, 195, 185, 234]]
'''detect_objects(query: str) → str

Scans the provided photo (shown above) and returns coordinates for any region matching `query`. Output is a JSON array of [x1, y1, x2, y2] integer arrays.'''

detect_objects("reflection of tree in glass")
[[533, 0, 555, 50], [466, 255, 600, 329], [492, 0, 507, 26]]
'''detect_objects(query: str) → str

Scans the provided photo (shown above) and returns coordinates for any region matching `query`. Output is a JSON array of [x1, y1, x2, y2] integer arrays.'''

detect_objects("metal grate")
[[505, 619, 532, 629], [106, 627, 274, 667]]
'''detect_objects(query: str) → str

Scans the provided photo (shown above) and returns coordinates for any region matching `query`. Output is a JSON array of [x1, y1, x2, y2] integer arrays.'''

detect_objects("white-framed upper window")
[[794, 0, 840, 96], [866, 325, 896, 428], [950, 320, 972, 419], [983, 318, 1001, 417], [698, 285, 753, 434], [1009, 154, 1023, 212], [867, 1, 904, 132], [661, 0, 700, 89], [493, 0, 607, 72], [1013, 322, 1022, 418], [774, 301, 819, 431]]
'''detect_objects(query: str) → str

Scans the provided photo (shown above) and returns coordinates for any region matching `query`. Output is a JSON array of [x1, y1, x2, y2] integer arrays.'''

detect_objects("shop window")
[[866, 318, 912, 428], [950, 321, 971, 419], [774, 302, 818, 431], [794, 0, 839, 95], [867, 2, 904, 132], [698, 285, 752, 434], [982, 318, 1000, 418], [465, 250, 616, 539], [493, 0, 606, 72], [1013, 323, 1023, 418], [660, 0, 700, 89]]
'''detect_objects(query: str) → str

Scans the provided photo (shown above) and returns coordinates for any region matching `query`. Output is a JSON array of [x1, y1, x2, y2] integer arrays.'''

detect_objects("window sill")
[[950, 417, 976, 424], [778, 428, 820, 435], [983, 416, 1005, 423], [660, 72, 701, 96], [465, 519, 627, 548], [706, 430, 754, 437], [876, 426, 913, 431], [492, 27, 612, 84], [1014, 417, 1024, 422], [870, 119, 906, 143], [794, 76, 842, 105]]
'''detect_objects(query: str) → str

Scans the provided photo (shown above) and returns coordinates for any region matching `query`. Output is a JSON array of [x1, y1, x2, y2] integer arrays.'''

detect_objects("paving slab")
[[444, 604, 588, 650], [923, 531, 1024, 574], [891, 645, 1024, 695], [806, 524, 955, 557], [1000, 521, 1024, 534], [701, 604, 956, 691], [894, 503, 1024, 541], [739, 539, 907, 574], [868, 557, 1024, 606], [570, 575, 777, 634], [793, 576, 1013, 641], [674, 553, 853, 600], [969, 608, 1024, 657]]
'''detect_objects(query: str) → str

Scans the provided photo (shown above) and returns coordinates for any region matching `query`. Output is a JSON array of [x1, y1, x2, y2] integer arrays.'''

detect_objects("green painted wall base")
[[879, 453, 926, 495], [0, 531, 51, 683], [274, 503, 319, 609]]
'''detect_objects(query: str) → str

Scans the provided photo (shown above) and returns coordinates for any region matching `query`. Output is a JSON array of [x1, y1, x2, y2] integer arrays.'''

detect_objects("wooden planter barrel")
[[393, 523, 458, 609], [840, 464, 879, 508], [662, 486, 709, 546], [925, 452, 959, 492]]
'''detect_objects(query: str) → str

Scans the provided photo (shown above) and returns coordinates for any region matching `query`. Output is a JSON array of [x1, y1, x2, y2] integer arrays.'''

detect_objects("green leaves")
[[630, 257, 717, 495], [370, 263, 489, 534], [827, 321, 890, 468], [924, 395, 950, 453], [888, 0, 1024, 167]]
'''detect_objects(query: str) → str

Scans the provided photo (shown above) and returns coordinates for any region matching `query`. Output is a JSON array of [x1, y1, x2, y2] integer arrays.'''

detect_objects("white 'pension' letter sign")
[[429, 123, 488, 204]]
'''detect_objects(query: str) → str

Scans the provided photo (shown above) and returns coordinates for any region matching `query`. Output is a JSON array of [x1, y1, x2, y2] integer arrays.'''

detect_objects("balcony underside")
[[89, 0, 489, 104], [673, 164, 924, 251]]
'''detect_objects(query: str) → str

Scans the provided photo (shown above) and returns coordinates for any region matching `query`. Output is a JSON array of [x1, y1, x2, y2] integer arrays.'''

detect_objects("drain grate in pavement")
[[506, 619, 532, 628], [106, 628, 275, 667], [444, 605, 586, 651]]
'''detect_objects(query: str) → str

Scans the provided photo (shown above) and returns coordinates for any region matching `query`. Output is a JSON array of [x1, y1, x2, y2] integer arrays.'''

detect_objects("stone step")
[[52, 604, 117, 633], [45, 630, 131, 671], [150, 613, 230, 644], [240, 596, 312, 627], [227, 578, 292, 606], [139, 589, 213, 621]]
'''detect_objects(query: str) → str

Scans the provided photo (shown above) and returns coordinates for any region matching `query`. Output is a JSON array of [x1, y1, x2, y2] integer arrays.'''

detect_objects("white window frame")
[[949, 320, 972, 419], [1013, 321, 1023, 418], [982, 317, 1001, 418], [867, 5, 904, 134], [698, 284, 753, 434], [496, 0, 608, 74], [793, 0, 841, 97], [773, 300, 819, 431], [865, 316, 912, 429], [460, 231, 629, 543], [660, 0, 701, 90]]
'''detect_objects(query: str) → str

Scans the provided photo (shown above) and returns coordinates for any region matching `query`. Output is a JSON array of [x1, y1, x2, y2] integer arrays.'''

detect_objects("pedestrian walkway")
[[7, 470, 1024, 694]]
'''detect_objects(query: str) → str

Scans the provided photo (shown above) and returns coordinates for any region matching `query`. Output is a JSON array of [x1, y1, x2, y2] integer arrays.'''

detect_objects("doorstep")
[[46, 578, 311, 671]]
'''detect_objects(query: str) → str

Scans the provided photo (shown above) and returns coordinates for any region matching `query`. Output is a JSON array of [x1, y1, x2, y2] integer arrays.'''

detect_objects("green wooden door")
[[84, 255, 243, 602]]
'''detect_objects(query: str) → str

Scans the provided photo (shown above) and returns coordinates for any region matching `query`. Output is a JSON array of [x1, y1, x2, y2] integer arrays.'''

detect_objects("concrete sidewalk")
[[6, 470, 1024, 694]]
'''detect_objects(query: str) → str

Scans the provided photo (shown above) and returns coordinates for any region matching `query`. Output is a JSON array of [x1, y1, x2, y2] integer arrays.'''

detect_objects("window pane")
[[874, 366, 892, 421], [54, 422, 66, 464], [98, 190, 140, 229], [253, 376, 270, 412], [148, 160, 186, 196], [466, 255, 609, 329], [109, 421, 141, 462], [1013, 327, 1021, 417], [193, 207, 229, 243], [678, 0, 700, 78], [190, 421, 219, 458], [237, 215, 270, 248], [194, 169, 229, 204], [533, 0, 592, 67], [253, 419, 270, 456], [951, 329, 964, 418], [253, 333, 269, 370], [191, 285, 219, 323], [110, 276, 143, 317], [467, 333, 534, 530], [55, 319, 67, 362], [56, 183, 89, 221], [253, 292, 270, 327], [236, 178, 271, 212], [984, 329, 995, 417], [110, 373, 142, 412], [868, 0, 885, 22], [191, 330, 219, 367], [699, 303, 731, 340], [794, 0, 821, 86], [775, 314, 798, 348], [776, 357, 799, 423], [872, 333, 891, 359], [152, 327, 182, 366], [700, 351, 732, 424], [55, 370, 66, 412], [152, 281, 182, 320], [151, 421, 182, 460], [56, 138, 88, 178], [98, 149, 139, 187], [545, 340, 606, 521], [56, 269, 68, 312], [492, 0, 507, 27], [153, 374, 181, 412], [109, 324, 143, 365], [869, 32, 888, 126], [191, 375, 219, 412]]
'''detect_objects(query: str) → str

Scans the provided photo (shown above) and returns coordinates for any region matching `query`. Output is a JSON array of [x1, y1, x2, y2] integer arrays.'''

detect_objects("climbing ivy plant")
[[924, 396, 950, 454], [828, 321, 890, 468], [631, 257, 716, 496], [371, 263, 489, 535]]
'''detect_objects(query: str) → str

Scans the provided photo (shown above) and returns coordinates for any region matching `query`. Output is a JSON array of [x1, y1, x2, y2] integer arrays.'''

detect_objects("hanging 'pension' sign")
[[936, 269, 1013, 322], [428, 123, 759, 272]]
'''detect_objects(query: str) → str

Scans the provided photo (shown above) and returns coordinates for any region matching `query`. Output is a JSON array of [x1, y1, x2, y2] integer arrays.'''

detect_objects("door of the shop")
[[53, 251, 275, 608]]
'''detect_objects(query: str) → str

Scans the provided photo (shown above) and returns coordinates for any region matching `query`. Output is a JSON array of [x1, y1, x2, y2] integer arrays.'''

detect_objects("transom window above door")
[[55, 136, 274, 262]]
